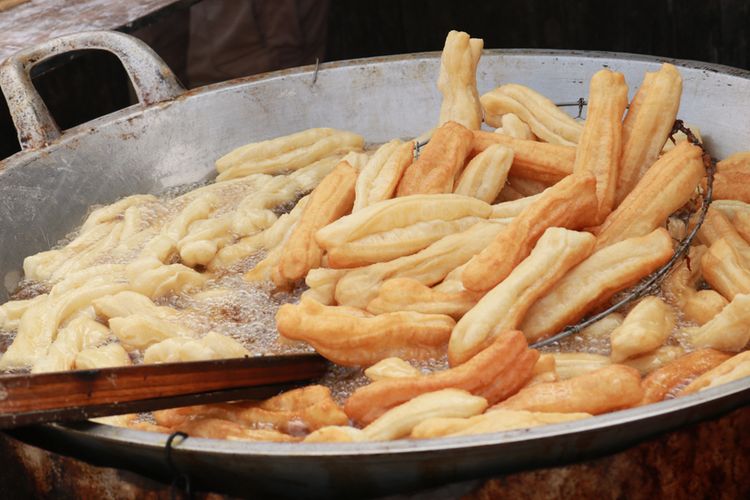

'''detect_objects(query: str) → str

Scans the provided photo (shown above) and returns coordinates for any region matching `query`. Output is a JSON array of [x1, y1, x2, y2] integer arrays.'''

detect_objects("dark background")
[[325, 0, 750, 70], [1, 0, 749, 160]]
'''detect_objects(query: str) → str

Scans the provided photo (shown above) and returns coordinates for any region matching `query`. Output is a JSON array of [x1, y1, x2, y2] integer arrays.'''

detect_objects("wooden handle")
[[0, 353, 328, 429]]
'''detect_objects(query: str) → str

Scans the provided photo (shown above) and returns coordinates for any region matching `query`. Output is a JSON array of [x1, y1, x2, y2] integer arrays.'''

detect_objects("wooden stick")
[[0, 353, 328, 429]]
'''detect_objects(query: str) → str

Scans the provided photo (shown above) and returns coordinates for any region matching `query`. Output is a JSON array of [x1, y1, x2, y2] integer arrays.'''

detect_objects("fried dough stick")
[[595, 141, 704, 250], [437, 30, 483, 130], [662, 245, 728, 325], [411, 410, 590, 439], [638, 349, 730, 405], [276, 298, 455, 366], [615, 63, 683, 204], [572, 69, 628, 223], [492, 365, 643, 415], [154, 385, 347, 433], [709, 152, 750, 203], [450, 228, 595, 365], [272, 161, 357, 288], [520, 228, 674, 342], [481, 84, 583, 146], [697, 208, 750, 263], [679, 351, 750, 396], [684, 293, 750, 352], [216, 129, 363, 180], [326, 216, 482, 269], [366, 276, 481, 319], [461, 173, 599, 292], [335, 220, 505, 308], [361, 389, 488, 441], [170, 418, 299, 442], [353, 140, 405, 211], [454, 144, 513, 203], [701, 238, 750, 301], [396, 121, 474, 196], [344, 330, 538, 425], [472, 130, 575, 183], [317, 194, 491, 251], [609, 297, 675, 363], [494, 113, 535, 141]]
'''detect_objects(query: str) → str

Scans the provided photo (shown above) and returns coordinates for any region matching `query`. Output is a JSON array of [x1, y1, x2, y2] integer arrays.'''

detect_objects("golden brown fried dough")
[[273, 161, 357, 288], [716, 203, 750, 245], [216, 129, 363, 180], [623, 346, 685, 376], [733, 213, 750, 244], [326, 216, 482, 269], [507, 176, 550, 197], [492, 364, 643, 414], [462, 173, 599, 292], [615, 64, 683, 204], [684, 290, 729, 326], [454, 144, 513, 203], [276, 298, 454, 366], [154, 385, 347, 433], [303, 426, 366, 443], [361, 141, 414, 209], [710, 152, 750, 203], [301, 267, 349, 305], [551, 353, 611, 380], [572, 69, 628, 223], [662, 245, 727, 325], [481, 84, 583, 145], [411, 410, 590, 439], [362, 389, 488, 441], [520, 228, 674, 342], [697, 208, 750, 263], [353, 140, 404, 211], [472, 130, 575, 183], [489, 193, 543, 218], [526, 354, 558, 386], [450, 228, 595, 365], [364, 357, 421, 381], [169, 417, 299, 442], [700, 238, 750, 301], [610, 297, 675, 363], [595, 141, 704, 250], [684, 294, 750, 352], [437, 31, 483, 130], [344, 330, 539, 425], [495, 184, 525, 202], [678, 351, 750, 396], [494, 113, 536, 141], [396, 121, 474, 195], [578, 313, 624, 343], [212, 194, 309, 272], [317, 194, 491, 251], [366, 277, 481, 319], [335, 220, 505, 308], [638, 349, 730, 405], [216, 128, 338, 172]]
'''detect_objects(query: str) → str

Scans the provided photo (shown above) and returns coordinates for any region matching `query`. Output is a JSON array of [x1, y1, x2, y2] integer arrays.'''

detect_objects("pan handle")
[[0, 30, 185, 150]]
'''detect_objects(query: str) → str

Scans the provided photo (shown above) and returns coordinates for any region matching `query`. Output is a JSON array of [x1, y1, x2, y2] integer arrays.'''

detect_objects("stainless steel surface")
[[0, 30, 184, 150], [1, 32, 749, 497]]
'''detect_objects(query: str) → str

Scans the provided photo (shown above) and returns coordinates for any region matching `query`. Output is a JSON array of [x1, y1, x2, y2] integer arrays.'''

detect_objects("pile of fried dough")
[[2, 30, 750, 443]]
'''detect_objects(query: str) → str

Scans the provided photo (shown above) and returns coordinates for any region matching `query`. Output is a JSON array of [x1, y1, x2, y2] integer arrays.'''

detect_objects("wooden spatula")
[[0, 353, 328, 429]]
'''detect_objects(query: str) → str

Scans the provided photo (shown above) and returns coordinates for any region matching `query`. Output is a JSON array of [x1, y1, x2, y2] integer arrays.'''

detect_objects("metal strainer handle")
[[0, 30, 185, 150]]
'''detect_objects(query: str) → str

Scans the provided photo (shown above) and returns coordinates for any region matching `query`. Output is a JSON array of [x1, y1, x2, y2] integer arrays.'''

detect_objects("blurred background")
[[1, 0, 749, 160]]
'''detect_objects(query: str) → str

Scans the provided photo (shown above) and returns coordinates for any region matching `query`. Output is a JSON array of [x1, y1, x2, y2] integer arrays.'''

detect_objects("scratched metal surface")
[[1, 33, 749, 497], [0, 0, 189, 63]]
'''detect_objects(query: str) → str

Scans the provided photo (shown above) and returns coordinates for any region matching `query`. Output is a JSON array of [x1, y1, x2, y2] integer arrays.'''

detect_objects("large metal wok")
[[1, 31, 749, 498]]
